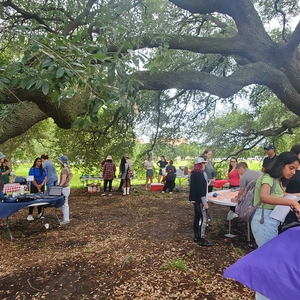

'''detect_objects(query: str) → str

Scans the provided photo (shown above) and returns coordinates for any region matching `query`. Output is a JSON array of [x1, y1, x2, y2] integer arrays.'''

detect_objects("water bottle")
[[20, 185, 25, 195]]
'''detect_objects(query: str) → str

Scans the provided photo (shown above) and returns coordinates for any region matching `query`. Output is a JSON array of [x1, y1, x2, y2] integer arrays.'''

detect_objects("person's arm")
[[231, 188, 245, 202], [260, 183, 300, 217], [59, 174, 67, 187]]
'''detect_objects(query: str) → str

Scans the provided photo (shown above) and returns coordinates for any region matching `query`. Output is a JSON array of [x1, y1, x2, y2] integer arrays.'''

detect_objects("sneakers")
[[162, 191, 165, 194], [60, 220, 70, 225], [101, 193, 106, 196], [27, 215, 34, 221], [169, 192, 173, 194], [108, 193, 112, 196], [38, 213, 44, 219], [199, 238, 213, 247]]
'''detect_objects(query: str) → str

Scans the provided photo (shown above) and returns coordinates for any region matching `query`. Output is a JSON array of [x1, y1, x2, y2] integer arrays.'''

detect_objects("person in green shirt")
[[251, 151, 300, 300], [1, 159, 10, 184]]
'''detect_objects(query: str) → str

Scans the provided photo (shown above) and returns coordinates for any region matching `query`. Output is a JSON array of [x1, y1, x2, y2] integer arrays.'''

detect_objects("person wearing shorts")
[[157, 155, 168, 183], [144, 155, 154, 190]]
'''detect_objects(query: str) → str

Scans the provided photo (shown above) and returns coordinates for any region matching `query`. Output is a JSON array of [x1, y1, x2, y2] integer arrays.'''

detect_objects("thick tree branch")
[[141, 35, 244, 56], [0, 102, 48, 144], [62, 0, 98, 36], [0, 89, 83, 129], [136, 62, 300, 116], [281, 22, 300, 56], [168, 0, 272, 44], [0, 0, 55, 33]]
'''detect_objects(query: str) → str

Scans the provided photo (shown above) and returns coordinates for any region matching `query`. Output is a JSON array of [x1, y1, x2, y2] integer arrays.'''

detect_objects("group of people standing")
[[200, 144, 300, 300], [0, 152, 72, 225], [27, 154, 72, 225], [100, 154, 133, 196], [144, 155, 177, 194]]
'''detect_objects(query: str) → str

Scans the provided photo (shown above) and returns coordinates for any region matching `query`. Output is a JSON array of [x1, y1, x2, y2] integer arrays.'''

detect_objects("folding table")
[[0, 195, 65, 240]]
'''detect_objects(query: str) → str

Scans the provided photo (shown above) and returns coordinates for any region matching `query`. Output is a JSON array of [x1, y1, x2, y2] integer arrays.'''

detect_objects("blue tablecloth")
[[0, 196, 65, 218]]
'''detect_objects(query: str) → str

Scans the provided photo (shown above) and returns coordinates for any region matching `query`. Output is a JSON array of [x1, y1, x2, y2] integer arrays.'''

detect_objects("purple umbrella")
[[223, 227, 300, 300]]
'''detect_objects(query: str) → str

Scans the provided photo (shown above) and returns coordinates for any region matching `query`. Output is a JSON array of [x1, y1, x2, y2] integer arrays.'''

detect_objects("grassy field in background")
[[10, 159, 263, 189]]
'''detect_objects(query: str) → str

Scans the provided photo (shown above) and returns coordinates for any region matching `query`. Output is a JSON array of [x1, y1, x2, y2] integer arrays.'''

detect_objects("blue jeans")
[[251, 208, 280, 300], [46, 181, 58, 195]]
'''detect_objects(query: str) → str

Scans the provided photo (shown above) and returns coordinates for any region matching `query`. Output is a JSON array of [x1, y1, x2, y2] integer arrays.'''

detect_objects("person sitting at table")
[[101, 155, 116, 196], [1, 159, 10, 184], [189, 157, 212, 247], [27, 157, 47, 221], [232, 162, 262, 202], [223, 157, 240, 189], [58, 155, 73, 224], [223, 157, 240, 213], [41, 153, 58, 194], [162, 160, 176, 194]]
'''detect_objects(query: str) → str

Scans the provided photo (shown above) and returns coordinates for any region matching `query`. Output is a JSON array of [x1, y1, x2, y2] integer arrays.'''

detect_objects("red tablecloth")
[[213, 180, 229, 188], [3, 183, 28, 194]]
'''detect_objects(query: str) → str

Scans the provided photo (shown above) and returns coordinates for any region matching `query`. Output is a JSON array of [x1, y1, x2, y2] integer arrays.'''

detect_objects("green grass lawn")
[[10, 159, 262, 189], [11, 163, 146, 188]]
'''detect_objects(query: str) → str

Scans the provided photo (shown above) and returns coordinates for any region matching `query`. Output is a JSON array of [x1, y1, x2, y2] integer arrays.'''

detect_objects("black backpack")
[[14, 176, 27, 184], [278, 201, 300, 234]]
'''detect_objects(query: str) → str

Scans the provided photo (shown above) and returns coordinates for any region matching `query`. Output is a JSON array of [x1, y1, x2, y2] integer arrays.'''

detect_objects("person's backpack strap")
[[259, 178, 276, 224]]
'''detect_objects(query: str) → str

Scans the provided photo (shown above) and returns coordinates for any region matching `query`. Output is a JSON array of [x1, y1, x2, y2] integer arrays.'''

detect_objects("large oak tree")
[[0, 0, 299, 150]]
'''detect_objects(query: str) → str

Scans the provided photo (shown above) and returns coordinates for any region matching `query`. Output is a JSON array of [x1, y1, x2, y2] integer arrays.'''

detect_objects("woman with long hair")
[[224, 157, 240, 189], [1, 159, 10, 184], [120, 154, 133, 195], [251, 152, 300, 300], [27, 157, 47, 221]]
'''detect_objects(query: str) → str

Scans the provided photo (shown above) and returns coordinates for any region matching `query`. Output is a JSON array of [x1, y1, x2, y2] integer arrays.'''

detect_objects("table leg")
[[224, 219, 236, 238], [55, 208, 61, 224], [6, 217, 13, 241]]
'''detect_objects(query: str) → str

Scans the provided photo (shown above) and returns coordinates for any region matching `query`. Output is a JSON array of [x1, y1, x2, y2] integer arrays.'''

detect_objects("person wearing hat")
[[101, 155, 116, 196], [262, 144, 276, 173], [41, 153, 58, 194], [120, 154, 133, 195], [58, 155, 73, 224], [189, 157, 212, 247]]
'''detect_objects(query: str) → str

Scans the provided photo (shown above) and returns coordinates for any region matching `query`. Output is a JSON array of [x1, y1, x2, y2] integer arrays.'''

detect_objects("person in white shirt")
[[144, 155, 154, 190]]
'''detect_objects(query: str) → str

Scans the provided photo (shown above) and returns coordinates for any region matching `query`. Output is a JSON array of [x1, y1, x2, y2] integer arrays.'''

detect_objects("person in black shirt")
[[286, 144, 300, 194], [262, 144, 276, 173], [157, 155, 168, 183]]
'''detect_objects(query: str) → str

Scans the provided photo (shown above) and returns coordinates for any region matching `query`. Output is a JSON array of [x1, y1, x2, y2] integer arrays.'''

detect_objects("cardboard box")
[[87, 184, 101, 193], [150, 183, 164, 191]]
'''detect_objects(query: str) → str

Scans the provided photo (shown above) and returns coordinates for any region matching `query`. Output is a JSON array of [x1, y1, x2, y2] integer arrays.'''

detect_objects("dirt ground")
[[0, 186, 255, 299]]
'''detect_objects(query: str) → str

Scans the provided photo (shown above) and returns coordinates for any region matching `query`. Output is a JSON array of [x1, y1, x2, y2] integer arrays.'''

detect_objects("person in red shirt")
[[101, 155, 116, 196], [223, 157, 240, 188], [224, 157, 240, 214]]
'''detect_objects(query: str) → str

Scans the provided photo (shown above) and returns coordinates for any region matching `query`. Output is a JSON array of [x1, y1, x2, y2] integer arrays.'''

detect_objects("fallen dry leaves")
[[0, 187, 255, 299]]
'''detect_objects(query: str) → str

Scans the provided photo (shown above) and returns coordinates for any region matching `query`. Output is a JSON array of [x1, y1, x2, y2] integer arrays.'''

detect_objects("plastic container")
[[150, 183, 164, 191], [87, 184, 101, 193]]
